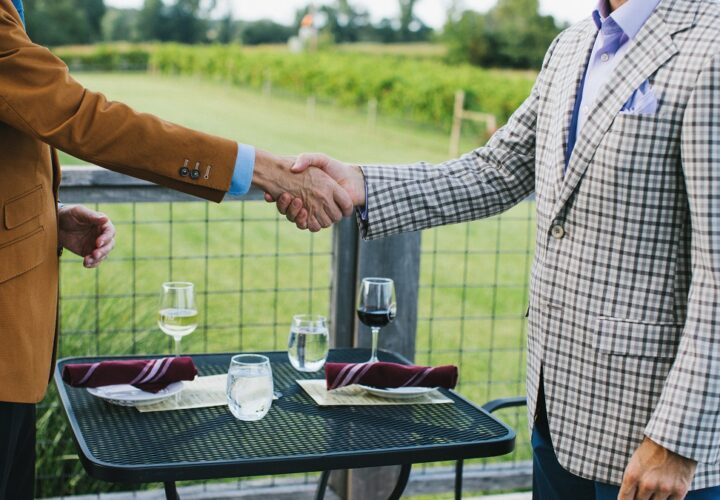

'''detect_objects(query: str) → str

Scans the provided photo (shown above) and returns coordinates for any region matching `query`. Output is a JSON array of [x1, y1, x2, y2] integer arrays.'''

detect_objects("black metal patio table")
[[54, 349, 515, 499]]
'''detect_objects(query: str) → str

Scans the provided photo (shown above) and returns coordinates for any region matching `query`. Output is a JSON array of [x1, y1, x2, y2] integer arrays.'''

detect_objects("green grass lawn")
[[41, 72, 535, 497]]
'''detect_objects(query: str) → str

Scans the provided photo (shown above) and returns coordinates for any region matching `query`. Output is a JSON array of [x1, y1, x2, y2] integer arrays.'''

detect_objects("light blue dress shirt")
[[11, 0, 24, 26], [229, 143, 255, 195], [566, 0, 661, 166]]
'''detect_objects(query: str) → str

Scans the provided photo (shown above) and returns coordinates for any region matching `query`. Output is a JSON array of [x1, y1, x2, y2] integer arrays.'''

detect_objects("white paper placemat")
[[137, 374, 227, 413], [297, 379, 453, 406]]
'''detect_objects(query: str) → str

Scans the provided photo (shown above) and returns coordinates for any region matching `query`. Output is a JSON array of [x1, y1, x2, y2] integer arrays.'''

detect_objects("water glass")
[[226, 354, 274, 421], [288, 314, 329, 372]]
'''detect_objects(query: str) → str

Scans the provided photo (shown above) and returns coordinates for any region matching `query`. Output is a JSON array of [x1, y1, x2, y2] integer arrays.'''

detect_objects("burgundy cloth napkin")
[[325, 362, 458, 391], [62, 357, 198, 393]]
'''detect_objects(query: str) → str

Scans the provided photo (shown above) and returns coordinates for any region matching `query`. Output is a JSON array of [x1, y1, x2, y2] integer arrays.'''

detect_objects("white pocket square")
[[620, 80, 659, 115]]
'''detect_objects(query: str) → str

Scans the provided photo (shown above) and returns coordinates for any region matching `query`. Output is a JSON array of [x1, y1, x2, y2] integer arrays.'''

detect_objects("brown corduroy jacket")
[[0, 0, 237, 403]]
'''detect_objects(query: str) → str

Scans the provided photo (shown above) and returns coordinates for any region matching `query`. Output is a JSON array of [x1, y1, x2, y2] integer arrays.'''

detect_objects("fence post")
[[346, 231, 422, 500], [449, 90, 465, 158], [329, 217, 359, 349]]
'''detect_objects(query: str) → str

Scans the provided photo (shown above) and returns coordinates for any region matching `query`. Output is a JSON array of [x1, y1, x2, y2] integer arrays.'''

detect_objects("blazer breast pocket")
[[593, 316, 682, 359], [607, 111, 680, 155]]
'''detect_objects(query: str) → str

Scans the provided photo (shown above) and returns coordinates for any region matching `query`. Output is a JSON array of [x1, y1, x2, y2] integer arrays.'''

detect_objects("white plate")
[[359, 385, 437, 400], [87, 382, 185, 407]]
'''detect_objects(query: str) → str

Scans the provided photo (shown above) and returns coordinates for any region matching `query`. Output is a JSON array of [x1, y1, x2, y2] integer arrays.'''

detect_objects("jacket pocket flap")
[[4, 185, 45, 230], [0, 227, 46, 284], [594, 317, 682, 359]]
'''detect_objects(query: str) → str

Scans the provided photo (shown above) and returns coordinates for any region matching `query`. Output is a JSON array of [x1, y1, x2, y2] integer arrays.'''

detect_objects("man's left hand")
[[58, 205, 116, 268], [619, 437, 697, 500]]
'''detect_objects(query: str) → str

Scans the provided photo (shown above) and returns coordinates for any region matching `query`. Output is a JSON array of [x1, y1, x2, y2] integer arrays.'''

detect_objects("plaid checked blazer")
[[360, 0, 720, 489]]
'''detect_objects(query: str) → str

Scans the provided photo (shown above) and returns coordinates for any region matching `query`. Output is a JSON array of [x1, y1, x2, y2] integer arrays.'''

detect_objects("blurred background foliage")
[[24, 0, 565, 69]]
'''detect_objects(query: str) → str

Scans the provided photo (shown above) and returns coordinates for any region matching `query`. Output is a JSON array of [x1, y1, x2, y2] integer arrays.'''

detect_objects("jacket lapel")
[[553, 21, 597, 201], [550, 0, 696, 222]]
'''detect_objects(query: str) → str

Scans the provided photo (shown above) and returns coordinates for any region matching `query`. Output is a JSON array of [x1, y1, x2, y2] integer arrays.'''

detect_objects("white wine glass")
[[158, 282, 198, 357], [357, 278, 397, 363]]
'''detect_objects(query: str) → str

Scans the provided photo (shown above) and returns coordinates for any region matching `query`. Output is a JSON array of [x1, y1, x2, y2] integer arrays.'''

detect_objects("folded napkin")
[[62, 357, 198, 393], [326, 362, 458, 391]]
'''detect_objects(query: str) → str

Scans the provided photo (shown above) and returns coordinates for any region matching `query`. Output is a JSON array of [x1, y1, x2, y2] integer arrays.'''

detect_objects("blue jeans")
[[532, 386, 720, 499]]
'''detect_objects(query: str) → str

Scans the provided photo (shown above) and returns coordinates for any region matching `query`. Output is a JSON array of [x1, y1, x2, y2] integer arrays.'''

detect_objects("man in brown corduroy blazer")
[[0, 1, 353, 497]]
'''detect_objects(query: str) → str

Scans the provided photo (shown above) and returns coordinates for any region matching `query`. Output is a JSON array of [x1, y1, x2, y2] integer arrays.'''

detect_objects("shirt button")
[[551, 223, 566, 240], [179, 167, 190, 177], [582, 105, 590, 114], [600, 53, 610, 62]]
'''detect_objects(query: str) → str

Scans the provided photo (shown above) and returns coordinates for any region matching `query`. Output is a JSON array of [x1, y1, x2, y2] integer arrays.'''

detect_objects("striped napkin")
[[61, 357, 198, 393], [325, 362, 458, 391]]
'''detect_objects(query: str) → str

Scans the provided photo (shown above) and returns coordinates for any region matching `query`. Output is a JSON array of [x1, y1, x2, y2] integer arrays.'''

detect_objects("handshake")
[[254, 150, 364, 232], [57, 150, 361, 271]]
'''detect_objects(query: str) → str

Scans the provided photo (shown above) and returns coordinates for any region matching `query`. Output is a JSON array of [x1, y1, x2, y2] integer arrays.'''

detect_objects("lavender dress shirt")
[[566, 0, 662, 168]]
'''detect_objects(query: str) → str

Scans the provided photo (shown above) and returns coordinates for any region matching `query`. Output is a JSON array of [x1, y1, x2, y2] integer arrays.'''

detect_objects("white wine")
[[158, 308, 198, 338]]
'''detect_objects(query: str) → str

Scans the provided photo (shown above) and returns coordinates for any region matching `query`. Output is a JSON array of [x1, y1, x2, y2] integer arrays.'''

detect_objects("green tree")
[[398, 0, 418, 41], [24, 0, 91, 46], [294, 1, 372, 44], [216, 12, 236, 44], [444, 0, 562, 69], [102, 8, 140, 42], [138, 0, 167, 41], [240, 20, 293, 45], [83, 0, 107, 41], [167, 0, 206, 44]]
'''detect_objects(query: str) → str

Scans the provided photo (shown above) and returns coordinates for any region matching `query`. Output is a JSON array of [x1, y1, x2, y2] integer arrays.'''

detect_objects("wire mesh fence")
[[39, 180, 535, 498]]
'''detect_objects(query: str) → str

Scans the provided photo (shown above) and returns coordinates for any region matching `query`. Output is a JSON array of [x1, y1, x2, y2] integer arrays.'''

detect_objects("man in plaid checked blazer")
[[273, 0, 720, 498]]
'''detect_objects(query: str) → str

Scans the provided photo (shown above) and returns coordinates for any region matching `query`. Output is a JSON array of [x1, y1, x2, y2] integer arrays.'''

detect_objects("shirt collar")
[[592, 0, 661, 40]]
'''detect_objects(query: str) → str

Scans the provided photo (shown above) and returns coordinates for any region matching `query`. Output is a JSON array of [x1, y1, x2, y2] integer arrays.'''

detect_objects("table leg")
[[315, 470, 332, 500], [455, 459, 464, 500], [164, 481, 179, 500], [387, 464, 412, 500]]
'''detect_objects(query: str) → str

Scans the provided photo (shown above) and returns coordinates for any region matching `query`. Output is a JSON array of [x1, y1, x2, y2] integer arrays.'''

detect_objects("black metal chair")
[[454, 396, 528, 500]]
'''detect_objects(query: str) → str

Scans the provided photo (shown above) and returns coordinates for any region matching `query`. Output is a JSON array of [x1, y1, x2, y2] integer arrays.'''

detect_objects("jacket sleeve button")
[[190, 169, 201, 180], [179, 167, 190, 177]]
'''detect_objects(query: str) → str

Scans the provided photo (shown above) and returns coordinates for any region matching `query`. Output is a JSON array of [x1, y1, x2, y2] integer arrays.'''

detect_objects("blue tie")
[[11, 0, 25, 27]]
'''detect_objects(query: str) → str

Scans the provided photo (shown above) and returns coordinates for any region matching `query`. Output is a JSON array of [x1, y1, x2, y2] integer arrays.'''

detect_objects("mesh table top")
[[54, 349, 514, 484]]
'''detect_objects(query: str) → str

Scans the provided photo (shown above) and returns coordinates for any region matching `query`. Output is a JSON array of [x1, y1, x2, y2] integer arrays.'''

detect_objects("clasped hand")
[[264, 153, 364, 231]]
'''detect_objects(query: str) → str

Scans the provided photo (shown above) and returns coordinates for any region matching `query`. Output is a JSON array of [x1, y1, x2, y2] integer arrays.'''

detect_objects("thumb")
[[265, 192, 276, 203], [291, 153, 328, 173]]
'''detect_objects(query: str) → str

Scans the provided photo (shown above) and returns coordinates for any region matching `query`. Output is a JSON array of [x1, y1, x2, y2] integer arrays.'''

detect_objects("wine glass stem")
[[174, 336, 181, 357], [370, 327, 380, 363]]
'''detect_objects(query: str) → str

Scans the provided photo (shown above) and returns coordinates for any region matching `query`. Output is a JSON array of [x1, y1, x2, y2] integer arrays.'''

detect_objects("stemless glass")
[[226, 354, 274, 421], [357, 277, 397, 363], [158, 282, 198, 357], [288, 314, 329, 372]]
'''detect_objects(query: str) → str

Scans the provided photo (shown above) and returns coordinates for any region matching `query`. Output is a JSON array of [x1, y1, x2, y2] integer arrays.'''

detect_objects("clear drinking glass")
[[357, 277, 397, 363], [226, 354, 274, 421], [288, 314, 329, 372], [158, 282, 198, 357]]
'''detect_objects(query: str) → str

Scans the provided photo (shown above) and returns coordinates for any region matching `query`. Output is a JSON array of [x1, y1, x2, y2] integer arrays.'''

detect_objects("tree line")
[[22, 0, 565, 70]]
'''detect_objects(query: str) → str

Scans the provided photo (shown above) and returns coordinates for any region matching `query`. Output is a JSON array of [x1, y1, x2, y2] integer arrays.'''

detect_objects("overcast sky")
[[104, 0, 592, 28]]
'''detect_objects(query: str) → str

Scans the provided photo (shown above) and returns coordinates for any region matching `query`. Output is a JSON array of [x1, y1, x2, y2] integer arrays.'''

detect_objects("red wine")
[[357, 308, 394, 328]]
